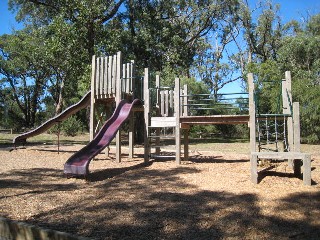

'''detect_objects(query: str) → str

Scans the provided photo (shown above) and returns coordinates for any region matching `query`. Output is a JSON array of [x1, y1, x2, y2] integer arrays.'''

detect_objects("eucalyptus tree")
[[118, 0, 241, 77], [9, 0, 125, 61], [0, 29, 48, 127], [4, 0, 125, 127], [277, 14, 320, 142]]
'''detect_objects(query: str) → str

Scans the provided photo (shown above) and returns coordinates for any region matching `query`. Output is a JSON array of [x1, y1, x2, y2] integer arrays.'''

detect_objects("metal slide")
[[64, 99, 141, 177], [13, 91, 91, 145]]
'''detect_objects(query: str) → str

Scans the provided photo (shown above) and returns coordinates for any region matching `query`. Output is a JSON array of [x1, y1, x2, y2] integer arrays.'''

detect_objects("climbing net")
[[256, 115, 289, 152]]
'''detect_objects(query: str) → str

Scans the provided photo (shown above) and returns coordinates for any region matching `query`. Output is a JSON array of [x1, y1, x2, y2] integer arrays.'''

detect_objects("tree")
[[6, 0, 125, 118], [0, 30, 47, 127], [277, 14, 320, 142]]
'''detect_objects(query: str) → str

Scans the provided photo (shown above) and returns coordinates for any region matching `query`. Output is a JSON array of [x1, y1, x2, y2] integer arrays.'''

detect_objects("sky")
[[1, 0, 319, 35], [0, 0, 319, 93], [0, 0, 320, 35]]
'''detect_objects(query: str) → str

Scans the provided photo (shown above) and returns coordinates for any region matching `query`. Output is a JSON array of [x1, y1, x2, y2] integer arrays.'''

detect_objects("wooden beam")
[[144, 68, 150, 162], [175, 77, 181, 164], [180, 115, 249, 125], [116, 51, 122, 163], [248, 73, 256, 153], [90, 55, 96, 141]]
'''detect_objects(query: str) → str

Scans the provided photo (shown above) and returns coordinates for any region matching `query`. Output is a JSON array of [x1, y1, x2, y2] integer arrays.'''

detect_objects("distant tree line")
[[0, 0, 319, 143]]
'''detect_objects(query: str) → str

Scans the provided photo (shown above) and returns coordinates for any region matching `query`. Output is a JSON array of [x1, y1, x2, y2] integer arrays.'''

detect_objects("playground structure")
[[143, 68, 311, 185], [248, 72, 311, 185], [64, 52, 142, 176], [13, 51, 311, 185]]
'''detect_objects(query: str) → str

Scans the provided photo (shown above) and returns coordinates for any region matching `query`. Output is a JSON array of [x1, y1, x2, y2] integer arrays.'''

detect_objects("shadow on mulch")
[[88, 161, 153, 182], [2, 160, 320, 240]]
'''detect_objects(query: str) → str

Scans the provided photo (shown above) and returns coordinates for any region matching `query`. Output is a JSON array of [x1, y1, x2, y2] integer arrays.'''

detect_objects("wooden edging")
[[0, 217, 92, 240]]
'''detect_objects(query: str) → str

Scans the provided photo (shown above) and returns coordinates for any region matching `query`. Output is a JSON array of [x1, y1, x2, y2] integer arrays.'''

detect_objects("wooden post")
[[155, 75, 160, 155], [303, 154, 311, 186], [248, 73, 256, 152], [248, 73, 257, 183], [160, 91, 164, 116], [284, 71, 294, 168], [293, 102, 302, 176], [90, 55, 96, 141], [250, 153, 258, 184], [128, 60, 135, 158], [144, 68, 150, 162], [285, 71, 293, 151], [184, 128, 189, 161], [115, 51, 122, 163], [131, 60, 135, 96], [165, 90, 169, 116], [293, 102, 301, 152], [174, 77, 181, 164], [129, 112, 134, 158]]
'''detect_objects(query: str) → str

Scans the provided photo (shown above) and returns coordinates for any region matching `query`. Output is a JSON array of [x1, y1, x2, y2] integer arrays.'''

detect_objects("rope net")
[[257, 115, 289, 152]]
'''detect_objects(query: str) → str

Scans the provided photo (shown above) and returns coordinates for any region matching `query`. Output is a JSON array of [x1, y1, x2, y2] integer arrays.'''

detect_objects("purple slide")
[[13, 91, 91, 145], [64, 99, 141, 177]]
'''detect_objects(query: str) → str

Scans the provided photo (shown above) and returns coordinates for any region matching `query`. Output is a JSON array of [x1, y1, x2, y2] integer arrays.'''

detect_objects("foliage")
[[48, 115, 83, 136], [61, 115, 83, 136], [1, 0, 320, 143]]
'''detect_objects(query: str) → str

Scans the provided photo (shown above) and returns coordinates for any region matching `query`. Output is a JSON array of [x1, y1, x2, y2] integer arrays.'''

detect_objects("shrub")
[[61, 116, 82, 136]]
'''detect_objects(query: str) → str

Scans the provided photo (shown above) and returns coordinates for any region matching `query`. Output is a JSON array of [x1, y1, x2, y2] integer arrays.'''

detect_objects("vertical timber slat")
[[183, 84, 188, 116]]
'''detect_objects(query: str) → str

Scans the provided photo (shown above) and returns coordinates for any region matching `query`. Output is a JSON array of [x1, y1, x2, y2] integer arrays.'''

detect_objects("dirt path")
[[0, 143, 319, 239]]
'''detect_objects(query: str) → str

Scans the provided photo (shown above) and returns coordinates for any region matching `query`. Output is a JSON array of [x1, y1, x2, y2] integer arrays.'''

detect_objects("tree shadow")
[[1, 164, 319, 239], [257, 164, 318, 185], [0, 168, 78, 200], [88, 161, 153, 182]]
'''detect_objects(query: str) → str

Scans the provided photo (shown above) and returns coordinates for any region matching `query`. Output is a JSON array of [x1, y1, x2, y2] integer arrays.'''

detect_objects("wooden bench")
[[251, 152, 311, 186]]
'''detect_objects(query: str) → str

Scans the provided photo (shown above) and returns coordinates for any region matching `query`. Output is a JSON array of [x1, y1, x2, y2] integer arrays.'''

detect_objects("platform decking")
[[180, 115, 250, 125]]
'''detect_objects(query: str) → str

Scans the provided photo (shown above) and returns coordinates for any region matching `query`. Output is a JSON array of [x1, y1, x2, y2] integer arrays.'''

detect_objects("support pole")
[[155, 75, 160, 155], [293, 102, 301, 152], [284, 71, 294, 168], [183, 128, 189, 161], [90, 55, 96, 141], [174, 77, 181, 164], [248, 73, 257, 183], [144, 68, 150, 162], [293, 102, 302, 176], [303, 154, 311, 186], [115, 51, 122, 163], [248, 73, 256, 153], [250, 153, 258, 184], [129, 112, 134, 158]]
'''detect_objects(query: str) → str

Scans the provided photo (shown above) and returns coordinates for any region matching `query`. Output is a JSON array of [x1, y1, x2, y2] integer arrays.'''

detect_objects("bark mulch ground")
[[0, 142, 319, 239]]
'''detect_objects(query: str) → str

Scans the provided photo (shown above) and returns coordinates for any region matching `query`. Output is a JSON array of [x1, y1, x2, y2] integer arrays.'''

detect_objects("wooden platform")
[[180, 115, 250, 125]]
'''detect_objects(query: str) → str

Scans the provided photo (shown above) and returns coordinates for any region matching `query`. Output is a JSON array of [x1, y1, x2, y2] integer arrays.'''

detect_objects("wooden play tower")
[[143, 69, 311, 185], [248, 72, 311, 185], [89, 51, 137, 162], [88, 52, 311, 185]]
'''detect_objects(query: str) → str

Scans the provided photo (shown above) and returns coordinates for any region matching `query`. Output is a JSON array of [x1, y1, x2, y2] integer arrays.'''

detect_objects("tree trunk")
[[55, 78, 64, 115]]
